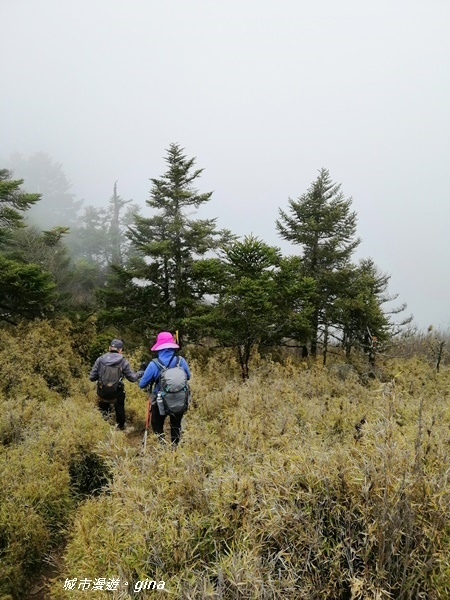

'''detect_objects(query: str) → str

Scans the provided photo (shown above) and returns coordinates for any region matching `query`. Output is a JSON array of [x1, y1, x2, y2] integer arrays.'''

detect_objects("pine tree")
[[108, 181, 135, 266], [277, 168, 360, 358], [7, 152, 83, 230], [10, 226, 82, 312], [0, 169, 55, 323], [0, 169, 40, 248], [335, 258, 411, 365], [333, 261, 390, 362], [0, 257, 55, 324], [124, 143, 232, 340], [212, 235, 282, 379], [208, 236, 314, 379], [70, 183, 138, 268]]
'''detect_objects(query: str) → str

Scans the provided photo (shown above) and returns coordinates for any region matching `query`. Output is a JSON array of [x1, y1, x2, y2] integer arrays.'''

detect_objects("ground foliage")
[[0, 322, 450, 599]]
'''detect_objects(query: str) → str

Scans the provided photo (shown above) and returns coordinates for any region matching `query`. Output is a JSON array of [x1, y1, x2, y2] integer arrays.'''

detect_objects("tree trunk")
[[237, 344, 251, 380], [322, 322, 328, 366], [110, 182, 122, 266], [310, 309, 319, 358]]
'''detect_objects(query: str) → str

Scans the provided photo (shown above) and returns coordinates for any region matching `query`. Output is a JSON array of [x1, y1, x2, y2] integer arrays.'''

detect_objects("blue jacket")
[[139, 349, 191, 393]]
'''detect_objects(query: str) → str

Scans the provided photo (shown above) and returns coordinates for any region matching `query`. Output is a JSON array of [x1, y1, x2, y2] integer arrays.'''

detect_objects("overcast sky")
[[1, 0, 449, 330]]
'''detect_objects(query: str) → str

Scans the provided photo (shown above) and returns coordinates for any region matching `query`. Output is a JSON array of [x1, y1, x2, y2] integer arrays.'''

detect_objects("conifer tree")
[[335, 258, 411, 365], [277, 168, 360, 358], [122, 143, 232, 340], [6, 152, 83, 230], [70, 183, 138, 268], [0, 169, 40, 247], [211, 236, 282, 379], [208, 236, 314, 379], [0, 169, 55, 323]]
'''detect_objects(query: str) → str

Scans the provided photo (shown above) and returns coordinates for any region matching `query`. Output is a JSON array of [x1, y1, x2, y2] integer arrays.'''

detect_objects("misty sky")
[[1, 0, 449, 330]]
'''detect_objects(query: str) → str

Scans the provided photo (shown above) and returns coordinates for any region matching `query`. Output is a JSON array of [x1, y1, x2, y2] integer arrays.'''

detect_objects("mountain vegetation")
[[0, 320, 449, 598], [1, 145, 448, 598]]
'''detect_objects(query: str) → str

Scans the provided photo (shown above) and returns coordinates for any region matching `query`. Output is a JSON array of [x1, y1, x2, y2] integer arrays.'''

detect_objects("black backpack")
[[97, 360, 123, 401]]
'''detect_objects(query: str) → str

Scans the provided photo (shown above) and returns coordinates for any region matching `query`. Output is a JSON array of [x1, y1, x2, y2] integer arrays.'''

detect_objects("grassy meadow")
[[1, 320, 450, 599]]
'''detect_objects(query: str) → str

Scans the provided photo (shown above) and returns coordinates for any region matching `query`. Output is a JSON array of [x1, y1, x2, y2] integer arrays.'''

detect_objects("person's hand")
[[136, 370, 144, 378]]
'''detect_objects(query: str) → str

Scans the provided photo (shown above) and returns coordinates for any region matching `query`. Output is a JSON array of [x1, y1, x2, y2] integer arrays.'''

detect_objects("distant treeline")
[[1, 145, 414, 377]]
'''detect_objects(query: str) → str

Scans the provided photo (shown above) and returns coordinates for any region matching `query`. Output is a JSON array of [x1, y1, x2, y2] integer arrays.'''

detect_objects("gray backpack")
[[154, 357, 190, 416], [97, 360, 123, 401]]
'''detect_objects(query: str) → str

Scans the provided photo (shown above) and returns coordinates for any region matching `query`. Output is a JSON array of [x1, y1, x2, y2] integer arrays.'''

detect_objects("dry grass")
[[1, 324, 450, 599], [57, 356, 450, 598]]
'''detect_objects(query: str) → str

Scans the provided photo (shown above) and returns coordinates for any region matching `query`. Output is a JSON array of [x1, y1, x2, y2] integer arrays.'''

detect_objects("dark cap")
[[110, 339, 124, 350]]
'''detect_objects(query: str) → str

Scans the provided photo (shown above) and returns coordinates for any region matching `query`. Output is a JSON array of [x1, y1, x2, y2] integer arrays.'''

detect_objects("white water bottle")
[[156, 391, 165, 416]]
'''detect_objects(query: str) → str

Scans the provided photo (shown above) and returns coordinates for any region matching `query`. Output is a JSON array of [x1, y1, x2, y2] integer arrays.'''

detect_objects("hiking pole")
[[141, 392, 152, 465]]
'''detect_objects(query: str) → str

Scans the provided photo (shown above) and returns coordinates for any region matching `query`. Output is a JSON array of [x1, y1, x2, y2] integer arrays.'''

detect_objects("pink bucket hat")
[[151, 331, 179, 351]]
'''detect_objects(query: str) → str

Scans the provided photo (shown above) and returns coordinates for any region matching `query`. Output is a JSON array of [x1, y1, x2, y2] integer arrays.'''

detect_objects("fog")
[[1, 0, 449, 330]]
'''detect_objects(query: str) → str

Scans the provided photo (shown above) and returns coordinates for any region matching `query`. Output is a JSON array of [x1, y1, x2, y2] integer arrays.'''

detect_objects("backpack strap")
[[118, 357, 124, 379], [152, 353, 180, 388], [152, 359, 166, 372], [152, 352, 178, 372]]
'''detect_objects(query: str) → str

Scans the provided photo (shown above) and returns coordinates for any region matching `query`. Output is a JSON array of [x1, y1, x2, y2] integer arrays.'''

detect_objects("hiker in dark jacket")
[[139, 332, 191, 445], [89, 339, 143, 430]]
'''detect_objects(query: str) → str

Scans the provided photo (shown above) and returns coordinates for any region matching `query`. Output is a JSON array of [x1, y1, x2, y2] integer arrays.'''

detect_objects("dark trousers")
[[151, 403, 184, 445], [98, 387, 126, 429]]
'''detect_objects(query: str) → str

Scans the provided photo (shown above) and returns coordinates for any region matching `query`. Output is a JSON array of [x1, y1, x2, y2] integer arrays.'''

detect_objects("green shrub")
[[69, 448, 112, 498]]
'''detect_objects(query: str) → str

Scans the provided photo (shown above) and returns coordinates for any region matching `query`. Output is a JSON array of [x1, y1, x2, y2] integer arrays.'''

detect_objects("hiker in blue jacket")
[[139, 331, 191, 446]]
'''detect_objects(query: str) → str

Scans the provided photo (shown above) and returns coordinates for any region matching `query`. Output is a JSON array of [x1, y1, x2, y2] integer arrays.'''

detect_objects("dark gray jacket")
[[89, 351, 141, 383]]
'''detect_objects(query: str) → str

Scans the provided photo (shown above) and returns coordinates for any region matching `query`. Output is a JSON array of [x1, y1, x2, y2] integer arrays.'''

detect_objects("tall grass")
[[1, 322, 450, 598], [0, 320, 112, 599], [54, 354, 450, 599]]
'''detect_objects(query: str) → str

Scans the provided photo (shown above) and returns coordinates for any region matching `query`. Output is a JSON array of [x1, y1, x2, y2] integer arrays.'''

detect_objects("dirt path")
[[25, 426, 144, 599], [27, 545, 66, 599]]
